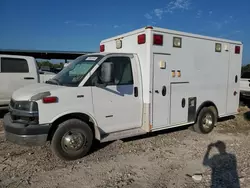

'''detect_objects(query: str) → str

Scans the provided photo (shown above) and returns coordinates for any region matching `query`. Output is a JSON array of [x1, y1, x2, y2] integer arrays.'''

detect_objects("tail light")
[[153, 34, 163, 45], [100, 44, 105, 52], [43, 96, 58, 103], [138, 34, 146, 44]]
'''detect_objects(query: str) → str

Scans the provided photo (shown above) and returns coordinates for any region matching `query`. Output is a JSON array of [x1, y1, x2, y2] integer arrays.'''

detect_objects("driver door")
[[85, 55, 143, 133]]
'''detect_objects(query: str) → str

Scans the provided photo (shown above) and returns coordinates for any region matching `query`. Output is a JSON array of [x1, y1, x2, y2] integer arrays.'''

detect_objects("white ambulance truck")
[[3, 26, 243, 160]]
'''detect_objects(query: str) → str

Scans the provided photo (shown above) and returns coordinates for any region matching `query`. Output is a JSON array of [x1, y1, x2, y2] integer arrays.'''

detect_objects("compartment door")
[[170, 83, 196, 125]]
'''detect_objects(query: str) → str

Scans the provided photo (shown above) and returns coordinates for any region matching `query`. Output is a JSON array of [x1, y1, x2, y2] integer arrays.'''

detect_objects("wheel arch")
[[195, 101, 218, 123], [47, 112, 101, 141]]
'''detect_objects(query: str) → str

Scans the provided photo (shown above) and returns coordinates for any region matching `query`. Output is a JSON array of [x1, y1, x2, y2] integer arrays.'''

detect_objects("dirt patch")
[[217, 107, 250, 134], [0, 108, 250, 188], [0, 110, 7, 133]]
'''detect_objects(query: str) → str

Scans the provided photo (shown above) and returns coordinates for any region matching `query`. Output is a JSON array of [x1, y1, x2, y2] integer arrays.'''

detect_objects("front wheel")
[[51, 119, 93, 161], [193, 107, 216, 134]]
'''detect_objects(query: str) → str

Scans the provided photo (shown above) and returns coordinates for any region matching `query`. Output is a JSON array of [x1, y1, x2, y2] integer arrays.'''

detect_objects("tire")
[[208, 106, 218, 124], [193, 107, 216, 134], [51, 119, 93, 161]]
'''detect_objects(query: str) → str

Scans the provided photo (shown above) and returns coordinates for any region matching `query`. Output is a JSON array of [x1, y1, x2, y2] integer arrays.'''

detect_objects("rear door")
[[0, 56, 37, 105], [85, 54, 143, 133], [226, 44, 242, 114]]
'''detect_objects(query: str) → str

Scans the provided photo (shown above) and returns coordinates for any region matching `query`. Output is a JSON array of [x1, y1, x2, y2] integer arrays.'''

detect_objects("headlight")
[[10, 99, 39, 125], [10, 99, 38, 112]]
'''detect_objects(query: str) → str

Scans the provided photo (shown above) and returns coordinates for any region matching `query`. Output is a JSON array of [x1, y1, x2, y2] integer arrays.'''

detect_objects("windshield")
[[46, 55, 104, 87]]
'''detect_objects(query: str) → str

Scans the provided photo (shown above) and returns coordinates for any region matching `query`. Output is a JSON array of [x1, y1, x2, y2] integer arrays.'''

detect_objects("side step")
[[100, 128, 147, 143]]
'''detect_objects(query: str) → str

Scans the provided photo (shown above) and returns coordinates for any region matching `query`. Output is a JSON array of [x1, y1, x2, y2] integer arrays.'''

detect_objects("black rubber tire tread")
[[193, 107, 216, 134], [51, 119, 93, 161], [208, 106, 218, 124]]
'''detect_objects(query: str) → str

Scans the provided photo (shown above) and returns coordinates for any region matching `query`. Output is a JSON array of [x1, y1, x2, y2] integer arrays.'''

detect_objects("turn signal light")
[[43, 96, 58, 103]]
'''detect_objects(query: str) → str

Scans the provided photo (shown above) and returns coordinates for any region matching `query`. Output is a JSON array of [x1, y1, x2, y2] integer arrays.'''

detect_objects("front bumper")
[[3, 113, 51, 146]]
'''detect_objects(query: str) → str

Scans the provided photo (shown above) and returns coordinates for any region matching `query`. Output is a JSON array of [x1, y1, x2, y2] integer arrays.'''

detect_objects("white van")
[[3, 26, 243, 160]]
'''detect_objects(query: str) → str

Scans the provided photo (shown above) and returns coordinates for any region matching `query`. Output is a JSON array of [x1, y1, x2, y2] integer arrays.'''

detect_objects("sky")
[[0, 0, 250, 64]]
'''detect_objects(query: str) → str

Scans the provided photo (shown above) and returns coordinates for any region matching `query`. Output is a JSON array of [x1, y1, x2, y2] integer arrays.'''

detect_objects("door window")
[[0, 57, 29, 73], [85, 56, 134, 86]]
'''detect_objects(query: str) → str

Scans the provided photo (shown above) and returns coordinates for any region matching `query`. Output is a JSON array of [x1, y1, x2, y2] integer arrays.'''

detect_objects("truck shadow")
[[217, 115, 235, 122], [122, 116, 237, 143], [243, 111, 250, 121], [239, 99, 250, 121], [122, 125, 189, 144], [122, 125, 189, 143], [90, 116, 238, 154], [90, 140, 114, 155], [89, 125, 190, 155]]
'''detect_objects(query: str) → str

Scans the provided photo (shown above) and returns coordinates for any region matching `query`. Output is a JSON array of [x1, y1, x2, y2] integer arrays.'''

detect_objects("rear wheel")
[[193, 107, 216, 134], [51, 119, 93, 160]]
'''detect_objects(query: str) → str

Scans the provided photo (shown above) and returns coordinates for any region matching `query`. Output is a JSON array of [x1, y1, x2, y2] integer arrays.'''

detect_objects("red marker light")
[[138, 34, 146, 44], [100, 44, 105, 52], [235, 46, 240, 54], [43, 96, 58, 103], [153, 34, 163, 45]]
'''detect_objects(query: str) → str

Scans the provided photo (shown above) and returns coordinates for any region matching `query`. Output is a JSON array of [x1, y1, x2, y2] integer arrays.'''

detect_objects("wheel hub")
[[62, 131, 85, 151], [202, 114, 213, 129]]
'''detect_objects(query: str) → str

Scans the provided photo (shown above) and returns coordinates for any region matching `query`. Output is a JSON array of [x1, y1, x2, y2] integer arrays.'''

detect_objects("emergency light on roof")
[[100, 44, 105, 52], [138, 34, 146, 44], [153, 34, 163, 45], [215, 43, 222, 52], [173, 37, 182, 48], [235, 46, 241, 54], [116, 40, 122, 49]]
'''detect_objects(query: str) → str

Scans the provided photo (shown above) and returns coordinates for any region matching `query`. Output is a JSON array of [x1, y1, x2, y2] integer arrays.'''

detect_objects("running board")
[[100, 128, 147, 143]]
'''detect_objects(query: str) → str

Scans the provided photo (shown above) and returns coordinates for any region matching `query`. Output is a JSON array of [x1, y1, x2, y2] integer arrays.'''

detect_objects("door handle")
[[134, 87, 138, 97], [155, 90, 159, 93], [77, 95, 84, 98], [162, 86, 166, 96], [24, 77, 34, 80]]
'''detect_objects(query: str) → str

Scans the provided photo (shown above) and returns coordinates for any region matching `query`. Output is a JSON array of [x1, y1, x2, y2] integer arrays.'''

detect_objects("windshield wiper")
[[45, 78, 61, 85]]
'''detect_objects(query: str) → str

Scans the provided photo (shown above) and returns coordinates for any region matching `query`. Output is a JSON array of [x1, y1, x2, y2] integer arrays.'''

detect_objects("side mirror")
[[99, 62, 114, 85]]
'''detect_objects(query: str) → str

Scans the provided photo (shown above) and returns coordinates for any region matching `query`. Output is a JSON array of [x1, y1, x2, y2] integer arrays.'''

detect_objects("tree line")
[[37, 60, 64, 69], [241, 64, 250, 75]]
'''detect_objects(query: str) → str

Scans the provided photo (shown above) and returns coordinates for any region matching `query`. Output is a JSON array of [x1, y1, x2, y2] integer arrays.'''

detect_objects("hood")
[[12, 83, 63, 101]]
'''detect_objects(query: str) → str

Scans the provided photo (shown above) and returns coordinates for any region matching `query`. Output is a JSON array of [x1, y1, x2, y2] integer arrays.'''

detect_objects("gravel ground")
[[0, 107, 250, 188]]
